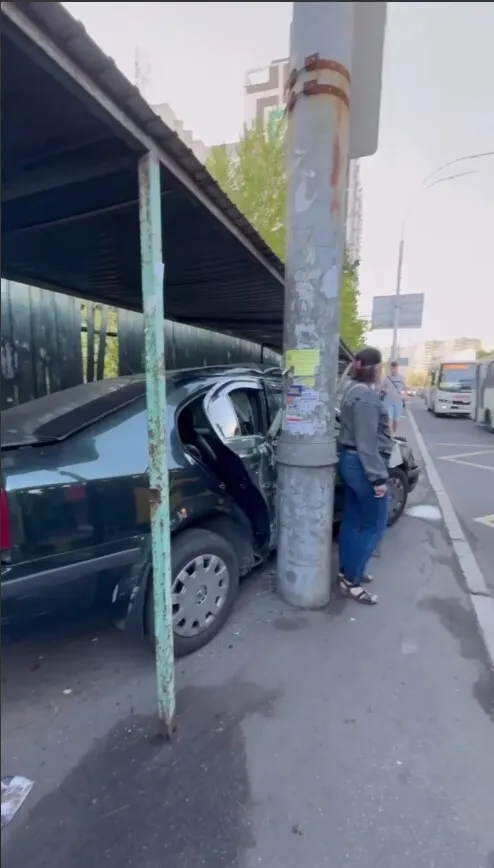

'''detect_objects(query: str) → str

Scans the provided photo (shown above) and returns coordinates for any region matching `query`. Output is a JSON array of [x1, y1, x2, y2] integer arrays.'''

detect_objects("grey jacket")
[[338, 381, 392, 484]]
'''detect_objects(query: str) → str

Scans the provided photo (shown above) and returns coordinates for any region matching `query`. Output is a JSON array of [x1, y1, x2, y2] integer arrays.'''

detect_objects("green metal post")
[[138, 150, 176, 737]]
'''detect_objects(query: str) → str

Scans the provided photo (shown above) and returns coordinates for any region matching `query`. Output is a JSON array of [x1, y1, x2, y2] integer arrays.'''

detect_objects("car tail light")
[[1, 488, 11, 551]]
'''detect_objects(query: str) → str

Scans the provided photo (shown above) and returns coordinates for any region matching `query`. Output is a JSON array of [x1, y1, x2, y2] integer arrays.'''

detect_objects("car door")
[[203, 379, 276, 552]]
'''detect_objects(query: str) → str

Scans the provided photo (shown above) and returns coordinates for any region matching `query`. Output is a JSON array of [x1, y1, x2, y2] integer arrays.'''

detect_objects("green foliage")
[[80, 302, 119, 381], [340, 255, 368, 350], [407, 371, 427, 387], [207, 121, 367, 350], [207, 124, 286, 260], [476, 348, 494, 359]]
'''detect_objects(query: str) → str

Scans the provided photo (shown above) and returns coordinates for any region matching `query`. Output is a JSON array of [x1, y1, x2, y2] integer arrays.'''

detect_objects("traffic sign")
[[349, 2, 387, 159], [371, 293, 424, 330]]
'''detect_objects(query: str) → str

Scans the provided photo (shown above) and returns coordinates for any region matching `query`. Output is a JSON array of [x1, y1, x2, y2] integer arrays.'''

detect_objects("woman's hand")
[[374, 483, 387, 499]]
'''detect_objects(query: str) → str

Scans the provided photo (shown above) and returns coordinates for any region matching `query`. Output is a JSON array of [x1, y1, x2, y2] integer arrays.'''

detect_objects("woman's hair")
[[351, 347, 382, 384]]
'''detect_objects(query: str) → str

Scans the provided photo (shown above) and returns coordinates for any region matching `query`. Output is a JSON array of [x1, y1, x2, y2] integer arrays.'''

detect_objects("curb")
[[407, 406, 494, 671]]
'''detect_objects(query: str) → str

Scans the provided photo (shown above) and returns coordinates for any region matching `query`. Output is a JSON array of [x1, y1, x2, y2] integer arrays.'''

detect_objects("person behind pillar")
[[382, 360, 406, 436], [337, 347, 393, 604]]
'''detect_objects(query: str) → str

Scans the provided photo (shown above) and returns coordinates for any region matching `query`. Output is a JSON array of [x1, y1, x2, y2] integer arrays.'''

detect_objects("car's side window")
[[208, 388, 263, 439], [229, 388, 263, 436], [207, 394, 241, 439]]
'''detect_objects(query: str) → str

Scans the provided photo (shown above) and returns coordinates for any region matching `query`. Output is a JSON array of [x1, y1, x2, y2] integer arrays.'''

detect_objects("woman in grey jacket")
[[338, 347, 393, 604]]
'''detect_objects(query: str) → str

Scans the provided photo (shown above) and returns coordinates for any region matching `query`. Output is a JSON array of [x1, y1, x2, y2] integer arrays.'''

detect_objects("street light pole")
[[277, 1, 355, 608], [389, 151, 493, 361], [390, 231, 404, 362]]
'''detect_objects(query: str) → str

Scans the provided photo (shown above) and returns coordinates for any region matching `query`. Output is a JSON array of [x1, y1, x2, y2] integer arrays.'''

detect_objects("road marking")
[[439, 449, 494, 472], [440, 449, 494, 459], [407, 407, 494, 671], [441, 458, 494, 472], [430, 442, 494, 449], [473, 515, 494, 530]]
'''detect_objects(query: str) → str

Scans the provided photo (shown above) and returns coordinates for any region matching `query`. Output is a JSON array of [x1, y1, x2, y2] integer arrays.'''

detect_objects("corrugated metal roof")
[[0, 0, 353, 361]]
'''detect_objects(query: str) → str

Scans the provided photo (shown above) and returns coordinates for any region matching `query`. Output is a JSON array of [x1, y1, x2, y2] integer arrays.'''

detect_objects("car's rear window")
[[1, 377, 146, 449]]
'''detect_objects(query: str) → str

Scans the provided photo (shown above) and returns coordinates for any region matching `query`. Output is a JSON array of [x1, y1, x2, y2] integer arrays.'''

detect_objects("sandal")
[[340, 577, 378, 604], [339, 571, 373, 585]]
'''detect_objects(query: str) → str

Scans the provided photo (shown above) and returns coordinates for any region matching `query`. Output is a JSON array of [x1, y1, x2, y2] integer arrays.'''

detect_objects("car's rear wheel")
[[145, 528, 239, 658], [387, 468, 409, 526], [485, 410, 494, 434]]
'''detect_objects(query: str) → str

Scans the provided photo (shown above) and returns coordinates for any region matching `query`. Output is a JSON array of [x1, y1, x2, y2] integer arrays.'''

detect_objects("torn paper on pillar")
[[284, 382, 325, 436]]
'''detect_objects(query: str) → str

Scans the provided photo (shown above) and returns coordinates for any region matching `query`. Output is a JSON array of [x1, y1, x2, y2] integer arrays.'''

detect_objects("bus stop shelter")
[[1, 0, 353, 734]]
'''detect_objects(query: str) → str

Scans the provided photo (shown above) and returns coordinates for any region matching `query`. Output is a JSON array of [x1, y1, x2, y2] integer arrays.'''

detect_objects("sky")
[[65, 1, 494, 349]]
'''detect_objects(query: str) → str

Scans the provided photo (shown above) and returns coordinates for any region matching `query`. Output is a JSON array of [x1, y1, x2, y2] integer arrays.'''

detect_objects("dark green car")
[[1, 365, 420, 655]]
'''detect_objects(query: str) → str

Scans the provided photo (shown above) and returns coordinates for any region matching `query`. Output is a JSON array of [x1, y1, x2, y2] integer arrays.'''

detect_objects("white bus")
[[425, 359, 477, 417], [471, 355, 494, 432]]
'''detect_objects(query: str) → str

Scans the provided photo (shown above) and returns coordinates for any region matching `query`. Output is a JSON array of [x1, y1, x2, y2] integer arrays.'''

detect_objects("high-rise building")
[[244, 58, 290, 132], [244, 58, 363, 260], [380, 338, 482, 376], [422, 337, 481, 370], [152, 102, 210, 164]]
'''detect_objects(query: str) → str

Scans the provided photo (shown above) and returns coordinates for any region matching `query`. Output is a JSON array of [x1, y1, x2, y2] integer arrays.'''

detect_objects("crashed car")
[[1, 366, 420, 655]]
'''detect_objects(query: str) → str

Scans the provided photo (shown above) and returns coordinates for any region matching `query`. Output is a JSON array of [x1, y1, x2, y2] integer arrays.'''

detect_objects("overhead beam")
[[174, 316, 283, 328], [2, 190, 176, 235], [3, 198, 139, 234], [2, 153, 136, 203]]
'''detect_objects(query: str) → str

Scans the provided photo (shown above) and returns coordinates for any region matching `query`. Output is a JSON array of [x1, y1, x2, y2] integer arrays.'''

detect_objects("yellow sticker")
[[286, 349, 320, 379]]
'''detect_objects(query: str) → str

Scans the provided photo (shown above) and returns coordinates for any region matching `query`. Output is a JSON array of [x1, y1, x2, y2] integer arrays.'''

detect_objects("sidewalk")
[[2, 421, 494, 868]]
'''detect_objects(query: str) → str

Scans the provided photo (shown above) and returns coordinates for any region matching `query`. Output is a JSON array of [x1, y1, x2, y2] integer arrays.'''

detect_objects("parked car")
[[1, 366, 420, 654]]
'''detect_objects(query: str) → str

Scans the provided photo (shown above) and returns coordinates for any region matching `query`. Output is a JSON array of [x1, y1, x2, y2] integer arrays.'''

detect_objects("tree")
[[406, 370, 427, 388], [207, 121, 367, 350], [477, 348, 494, 359], [207, 123, 285, 260], [340, 255, 368, 350]]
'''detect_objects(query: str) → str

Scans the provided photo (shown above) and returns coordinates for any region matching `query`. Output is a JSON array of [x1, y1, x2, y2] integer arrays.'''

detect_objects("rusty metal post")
[[138, 151, 176, 736], [277, 2, 355, 607]]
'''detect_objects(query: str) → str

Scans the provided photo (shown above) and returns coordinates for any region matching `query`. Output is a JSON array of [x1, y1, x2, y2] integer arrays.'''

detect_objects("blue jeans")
[[338, 449, 389, 584], [385, 400, 402, 423]]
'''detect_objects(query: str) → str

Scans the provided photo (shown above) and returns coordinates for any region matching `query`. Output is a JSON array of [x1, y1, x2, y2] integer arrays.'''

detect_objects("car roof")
[[1, 365, 281, 449]]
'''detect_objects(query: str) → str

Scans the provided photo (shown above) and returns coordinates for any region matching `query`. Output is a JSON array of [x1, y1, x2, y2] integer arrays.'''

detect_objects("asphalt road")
[[408, 398, 494, 593], [2, 455, 494, 867]]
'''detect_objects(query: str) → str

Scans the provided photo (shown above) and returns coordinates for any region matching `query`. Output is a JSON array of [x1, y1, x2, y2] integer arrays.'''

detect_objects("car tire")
[[485, 410, 494, 434], [387, 468, 409, 527], [145, 528, 240, 658]]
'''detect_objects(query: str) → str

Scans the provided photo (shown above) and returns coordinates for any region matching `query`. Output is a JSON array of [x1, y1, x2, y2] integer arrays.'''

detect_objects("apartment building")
[[423, 337, 482, 370], [152, 102, 210, 164], [380, 338, 482, 376]]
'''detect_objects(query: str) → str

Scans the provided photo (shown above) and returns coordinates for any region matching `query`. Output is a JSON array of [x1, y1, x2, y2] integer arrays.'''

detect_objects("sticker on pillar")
[[154, 261, 165, 285], [286, 349, 320, 385], [283, 383, 325, 436]]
